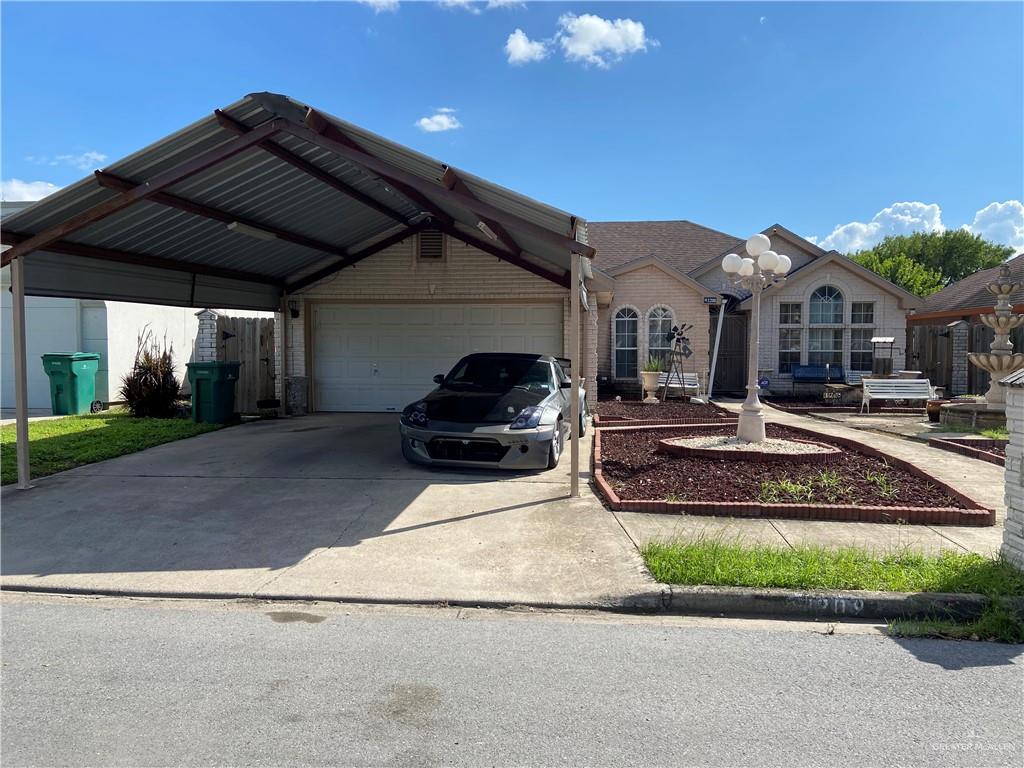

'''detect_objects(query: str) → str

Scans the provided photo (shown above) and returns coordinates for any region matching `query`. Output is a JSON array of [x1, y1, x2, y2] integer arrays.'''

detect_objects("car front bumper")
[[400, 419, 558, 470]]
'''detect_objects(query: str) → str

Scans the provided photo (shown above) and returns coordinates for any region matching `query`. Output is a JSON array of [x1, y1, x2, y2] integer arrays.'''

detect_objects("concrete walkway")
[[1, 414, 656, 608], [617, 402, 1006, 557]]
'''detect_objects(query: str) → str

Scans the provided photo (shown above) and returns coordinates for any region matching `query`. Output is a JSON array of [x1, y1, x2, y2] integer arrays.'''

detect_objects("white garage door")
[[313, 303, 563, 412]]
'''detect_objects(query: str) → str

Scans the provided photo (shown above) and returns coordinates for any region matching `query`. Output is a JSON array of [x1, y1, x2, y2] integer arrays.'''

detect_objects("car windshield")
[[444, 357, 552, 392]]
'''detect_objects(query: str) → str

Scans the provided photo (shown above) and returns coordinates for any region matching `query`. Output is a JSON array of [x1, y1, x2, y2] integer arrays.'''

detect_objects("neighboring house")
[[907, 254, 1024, 395], [586, 221, 922, 395], [1, 201, 267, 412]]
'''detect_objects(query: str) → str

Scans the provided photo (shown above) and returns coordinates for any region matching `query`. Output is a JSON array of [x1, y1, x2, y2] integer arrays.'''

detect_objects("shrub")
[[119, 328, 181, 418]]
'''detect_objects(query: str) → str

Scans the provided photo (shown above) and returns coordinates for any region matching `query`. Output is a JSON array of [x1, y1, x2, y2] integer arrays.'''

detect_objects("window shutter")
[[418, 230, 444, 260]]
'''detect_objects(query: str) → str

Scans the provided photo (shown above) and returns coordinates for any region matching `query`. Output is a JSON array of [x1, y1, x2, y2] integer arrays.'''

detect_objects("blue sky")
[[2, 1, 1022, 253]]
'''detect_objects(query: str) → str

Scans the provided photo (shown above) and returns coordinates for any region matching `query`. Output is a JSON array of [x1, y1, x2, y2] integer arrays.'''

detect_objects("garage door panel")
[[314, 302, 563, 412]]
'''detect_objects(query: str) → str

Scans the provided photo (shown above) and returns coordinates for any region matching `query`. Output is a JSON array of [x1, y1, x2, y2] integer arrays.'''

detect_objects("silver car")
[[400, 353, 587, 470]]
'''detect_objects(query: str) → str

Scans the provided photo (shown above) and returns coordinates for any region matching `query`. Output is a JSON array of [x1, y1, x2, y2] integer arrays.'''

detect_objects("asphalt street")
[[1, 593, 1021, 768]]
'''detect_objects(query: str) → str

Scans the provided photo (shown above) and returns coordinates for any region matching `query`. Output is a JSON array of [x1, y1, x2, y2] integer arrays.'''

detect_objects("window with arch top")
[[809, 285, 844, 324], [614, 308, 639, 379], [647, 307, 674, 368]]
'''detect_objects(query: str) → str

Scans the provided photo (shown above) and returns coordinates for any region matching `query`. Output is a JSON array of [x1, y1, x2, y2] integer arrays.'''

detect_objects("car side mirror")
[[560, 380, 572, 389], [433, 374, 445, 385]]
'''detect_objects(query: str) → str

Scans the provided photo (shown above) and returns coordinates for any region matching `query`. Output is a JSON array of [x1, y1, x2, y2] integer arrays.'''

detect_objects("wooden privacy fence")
[[909, 322, 1024, 395], [215, 316, 276, 414]]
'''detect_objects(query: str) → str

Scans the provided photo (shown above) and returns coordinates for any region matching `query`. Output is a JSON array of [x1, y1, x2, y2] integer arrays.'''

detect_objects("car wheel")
[[547, 420, 563, 469]]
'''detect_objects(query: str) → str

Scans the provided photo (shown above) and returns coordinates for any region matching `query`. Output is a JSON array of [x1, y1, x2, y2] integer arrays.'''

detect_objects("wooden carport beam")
[[214, 109, 410, 226], [94, 170, 350, 260], [304, 110, 456, 229], [0, 119, 285, 267], [290, 114, 595, 259], [441, 166, 522, 256], [1, 231, 283, 286]]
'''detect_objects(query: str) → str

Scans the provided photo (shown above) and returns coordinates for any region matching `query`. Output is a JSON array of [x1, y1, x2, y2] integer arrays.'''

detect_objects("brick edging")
[[594, 415, 738, 428], [928, 437, 1006, 467], [592, 426, 995, 527]]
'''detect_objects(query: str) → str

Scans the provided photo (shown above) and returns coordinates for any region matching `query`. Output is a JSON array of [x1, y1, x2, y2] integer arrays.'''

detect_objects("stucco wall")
[[277, 234, 597, 407], [755, 260, 910, 384], [597, 264, 712, 385]]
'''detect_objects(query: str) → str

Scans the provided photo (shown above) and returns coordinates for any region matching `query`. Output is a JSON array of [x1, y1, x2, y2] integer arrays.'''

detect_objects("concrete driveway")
[[1, 414, 656, 608]]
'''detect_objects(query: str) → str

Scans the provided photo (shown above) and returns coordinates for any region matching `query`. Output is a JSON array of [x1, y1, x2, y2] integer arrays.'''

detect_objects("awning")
[[1, 92, 592, 310]]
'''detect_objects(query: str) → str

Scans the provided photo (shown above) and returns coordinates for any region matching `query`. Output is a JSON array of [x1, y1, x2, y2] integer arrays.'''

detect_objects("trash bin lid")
[[41, 352, 101, 360]]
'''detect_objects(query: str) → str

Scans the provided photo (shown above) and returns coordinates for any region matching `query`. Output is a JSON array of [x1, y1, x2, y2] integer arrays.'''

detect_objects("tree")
[[849, 230, 1013, 295], [850, 250, 945, 297]]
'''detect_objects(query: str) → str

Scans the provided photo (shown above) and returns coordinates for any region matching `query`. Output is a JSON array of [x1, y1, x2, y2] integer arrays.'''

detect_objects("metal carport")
[[2, 92, 593, 494]]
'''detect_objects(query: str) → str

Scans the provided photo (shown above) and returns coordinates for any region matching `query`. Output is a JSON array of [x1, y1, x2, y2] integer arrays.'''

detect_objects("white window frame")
[[613, 306, 639, 379], [809, 285, 844, 325], [647, 305, 674, 369]]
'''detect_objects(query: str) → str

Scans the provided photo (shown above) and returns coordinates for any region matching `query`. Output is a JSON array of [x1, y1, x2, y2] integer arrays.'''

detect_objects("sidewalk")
[[616, 402, 1006, 557]]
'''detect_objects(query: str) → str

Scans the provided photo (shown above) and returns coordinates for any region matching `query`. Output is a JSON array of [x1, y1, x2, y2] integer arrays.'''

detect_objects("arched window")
[[809, 285, 844, 324], [647, 307, 674, 368], [614, 308, 639, 379]]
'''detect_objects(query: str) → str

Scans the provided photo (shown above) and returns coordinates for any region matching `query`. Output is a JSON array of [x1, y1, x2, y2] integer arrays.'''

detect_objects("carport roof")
[[1, 92, 592, 310]]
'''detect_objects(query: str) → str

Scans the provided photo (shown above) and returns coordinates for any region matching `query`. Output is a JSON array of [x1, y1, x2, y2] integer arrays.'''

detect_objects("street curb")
[[4, 583, 1020, 623]]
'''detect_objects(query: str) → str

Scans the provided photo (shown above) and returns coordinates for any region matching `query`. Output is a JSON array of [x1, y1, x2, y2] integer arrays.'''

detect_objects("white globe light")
[[721, 253, 743, 274], [757, 249, 779, 272], [776, 254, 792, 275], [746, 233, 771, 257], [738, 258, 755, 277]]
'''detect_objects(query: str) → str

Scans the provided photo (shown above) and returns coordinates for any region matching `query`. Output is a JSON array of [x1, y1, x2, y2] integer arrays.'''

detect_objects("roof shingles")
[[917, 255, 1024, 316], [586, 220, 741, 275]]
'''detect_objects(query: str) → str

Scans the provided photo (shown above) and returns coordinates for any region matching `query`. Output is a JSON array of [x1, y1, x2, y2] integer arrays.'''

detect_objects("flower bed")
[[593, 399, 735, 427], [592, 423, 994, 526], [928, 437, 1007, 467]]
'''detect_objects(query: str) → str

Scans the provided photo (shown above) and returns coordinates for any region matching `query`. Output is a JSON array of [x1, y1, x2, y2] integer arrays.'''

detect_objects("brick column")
[[1002, 385, 1024, 569], [194, 309, 219, 362], [948, 320, 969, 396], [585, 302, 599, 410]]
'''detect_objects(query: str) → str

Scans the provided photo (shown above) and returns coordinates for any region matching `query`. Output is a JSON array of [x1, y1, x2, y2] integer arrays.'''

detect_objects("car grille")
[[426, 438, 511, 463]]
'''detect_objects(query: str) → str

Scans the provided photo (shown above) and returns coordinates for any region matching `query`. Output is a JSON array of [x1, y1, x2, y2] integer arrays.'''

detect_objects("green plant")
[[979, 426, 1009, 440], [119, 328, 181, 418], [641, 357, 663, 373], [759, 478, 814, 503], [665, 492, 681, 503], [815, 469, 851, 503], [865, 470, 898, 499], [890, 600, 1024, 644]]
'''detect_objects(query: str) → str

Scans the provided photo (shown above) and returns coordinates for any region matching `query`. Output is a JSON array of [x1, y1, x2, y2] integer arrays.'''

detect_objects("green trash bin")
[[186, 361, 241, 424], [41, 353, 102, 415]]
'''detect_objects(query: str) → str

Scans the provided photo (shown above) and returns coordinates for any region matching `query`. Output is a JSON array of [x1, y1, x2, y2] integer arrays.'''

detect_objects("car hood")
[[415, 387, 550, 423]]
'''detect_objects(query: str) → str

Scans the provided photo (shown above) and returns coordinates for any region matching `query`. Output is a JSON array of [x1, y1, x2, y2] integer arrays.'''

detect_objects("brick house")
[[586, 221, 922, 395]]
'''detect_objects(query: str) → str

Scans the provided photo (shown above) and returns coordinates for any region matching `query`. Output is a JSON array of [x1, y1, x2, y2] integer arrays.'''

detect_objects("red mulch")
[[594, 400, 731, 421], [943, 438, 1007, 458], [600, 425, 967, 508], [766, 399, 924, 413]]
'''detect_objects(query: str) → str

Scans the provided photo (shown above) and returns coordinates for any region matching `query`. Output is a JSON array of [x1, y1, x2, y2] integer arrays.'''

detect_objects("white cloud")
[[963, 200, 1024, 253], [26, 150, 107, 171], [0, 179, 61, 201], [556, 13, 655, 69], [814, 202, 945, 253], [438, 0, 480, 14], [415, 108, 463, 133], [760, 16, 767, 25], [357, 0, 399, 13], [505, 28, 549, 65], [487, 0, 525, 8]]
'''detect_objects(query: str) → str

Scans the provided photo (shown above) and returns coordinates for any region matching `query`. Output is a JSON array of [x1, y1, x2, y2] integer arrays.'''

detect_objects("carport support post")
[[11, 255, 32, 489], [570, 252, 581, 498], [278, 293, 289, 414]]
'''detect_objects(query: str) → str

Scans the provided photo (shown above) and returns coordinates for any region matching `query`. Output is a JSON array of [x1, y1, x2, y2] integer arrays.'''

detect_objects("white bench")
[[860, 378, 935, 414], [658, 371, 701, 397]]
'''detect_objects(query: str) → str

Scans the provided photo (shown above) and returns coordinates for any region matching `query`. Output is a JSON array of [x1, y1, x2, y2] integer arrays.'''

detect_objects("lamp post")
[[721, 234, 792, 443]]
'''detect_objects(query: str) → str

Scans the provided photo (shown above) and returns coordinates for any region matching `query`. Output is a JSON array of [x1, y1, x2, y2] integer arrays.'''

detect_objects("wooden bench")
[[860, 378, 934, 414], [658, 371, 701, 397]]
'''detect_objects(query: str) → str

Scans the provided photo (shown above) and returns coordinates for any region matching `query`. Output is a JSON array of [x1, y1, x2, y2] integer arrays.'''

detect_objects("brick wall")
[[597, 264, 713, 386], [757, 261, 910, 384], [276, 234, 598, 407], [1003, 386, 1024, 569], [195, 309, 218, 363], [949, 321, 970, 396]]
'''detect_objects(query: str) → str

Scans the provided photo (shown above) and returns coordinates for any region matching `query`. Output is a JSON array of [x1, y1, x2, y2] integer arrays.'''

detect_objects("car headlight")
[[509, 405, 544, 430], [403, 401, 429, 426]]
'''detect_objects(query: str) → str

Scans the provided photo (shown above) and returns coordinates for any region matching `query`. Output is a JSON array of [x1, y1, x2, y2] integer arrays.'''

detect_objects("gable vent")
[[417, 229, 445, 260]]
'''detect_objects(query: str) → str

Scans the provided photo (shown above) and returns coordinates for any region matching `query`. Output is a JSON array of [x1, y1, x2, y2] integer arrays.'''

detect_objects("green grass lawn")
[[1, 410, 224, 485], [642, 539, 1024, 642]]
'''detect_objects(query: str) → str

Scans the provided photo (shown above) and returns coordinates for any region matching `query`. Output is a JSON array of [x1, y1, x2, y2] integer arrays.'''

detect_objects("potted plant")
[[641, 358, 662, 403]]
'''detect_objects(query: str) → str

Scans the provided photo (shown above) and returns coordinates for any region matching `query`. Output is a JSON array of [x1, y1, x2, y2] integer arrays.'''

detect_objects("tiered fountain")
[[942, 264, 1024, 428]]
